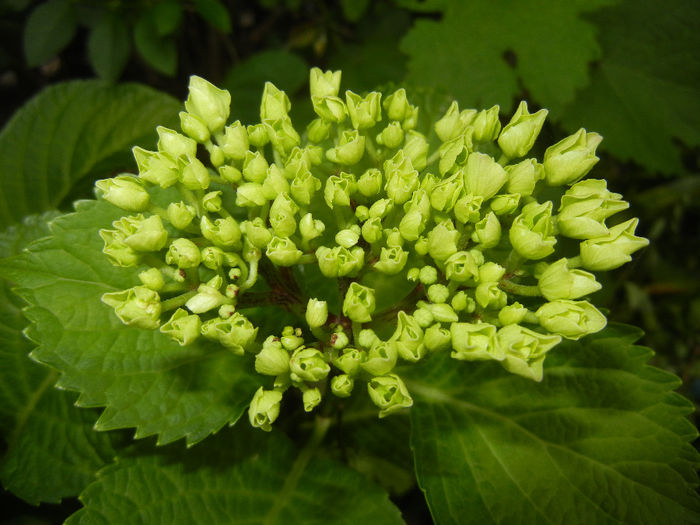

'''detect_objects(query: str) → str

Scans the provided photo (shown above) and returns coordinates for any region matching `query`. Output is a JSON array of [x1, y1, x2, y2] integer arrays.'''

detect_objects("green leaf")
[[193, 0, 232, 33], [0, 213, 117, 504], [407, 324, 700, 525], [0, 81, 180, 229], [87, 14, 131, 82], [223, 50, 308, 124], [340, 0, 370, 22], [152, 0, 183, 36], [134, 12, 177, 76], [0, 200, 264, 446], [68, 426, 405, 525], [559, 0, 700, 175], [23, 0, 77, 67], [400, 0, 615, 113]]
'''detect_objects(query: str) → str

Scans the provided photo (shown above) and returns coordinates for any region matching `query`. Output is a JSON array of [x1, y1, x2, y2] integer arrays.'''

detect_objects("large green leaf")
[[67, 425, 405, 524], [0, 200, 263, 446], [0, 81, 180, 229], [0, 213, 117, 504], [400, 0, 615, 114], [408, 324, 700, 524], [560, 0, 700, 175]]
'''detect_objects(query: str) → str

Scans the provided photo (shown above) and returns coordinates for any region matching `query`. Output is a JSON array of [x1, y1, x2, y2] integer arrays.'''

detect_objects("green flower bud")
[[326, 130, 365, 165], [346, 90, 382, 129], [200, 246, 224, 269], [202, 191, 222, 213], [376, 121, 404, 149], [430, 171, 464, 212], [331, 375, 354, 398], [335, 228, 360, 248], [579, 218, 649, 271], [403, 130, 429, 170], [435, 101, 476, 142], [266, 236, 302, 266], [472, 105, 501, 143], [201, 216, 241, 248], [404, 187, 431, 217], [289, 347, 330, 382], [166, 238, 201, 268], [367, 374, 413, 418], [331, 331, 350, 350], [96, 175, 150, 211], [420, 172, 440, 193], [113, 214, 168, 252], [269, 193, 299, 237], [374, 246, 408, 275], [299, 213, 326, 241], [180, 156, 210, 190], [509, 201, 557, 260], [310, 67, 342, 98], [219, 165, 242, 183], [185, 277, 229, 314], [450, 322, 504, 361], [357, 329, 379, 350], [391, 312, 426, 362], [201, 312, 258, 354], [471, 211, 501, 249], [236, 182, 267, 207], [100, 229, 140, 267], [427, 284, 449, 304], [255, 339, 290, 376], [157, 126, 197, 159], [453, 193, 483, 224], [290, 167, 321, 206], [384, 151, 419, 205], [497, 101, 548, 159], [544, 128, 602, 186], [368, 198, 393, 219], [333, 348, 364, 375], [306, 117, 332, 142], [465, 152, 508, 200], [475, 282, 507, 309], [184, 76, 231, 133], [218, 121, 249, 160], [138, 267, 164, 291], [312, 95, 347, 123], [418, 301, 459, 323], [490, 193, 521, 215], [343, 282, 376, 323], [398, 210, 425, 242], [413, 307, 434, 327], [260, 164, 289, 201], [357, 168, 383, 197], [438, 132, 472, 175], [306, 298, 329, 328], [445, 251, 479, 283], [260, 82, 291, 121], [538, 258, 601, 301], [498, 302, 528, 326], [361, 341, 398, 376], [264, 117, 301, 157], [451, 291, 472, 312], [102, 286, 161, 329], [179, 111, 210, 143], [419, 265, 438, 285], [160, 308, 201, 345], [242, 151, 269, 184], [478, 262, 505, 283], [241, 219, 270, 250], [383, 88, 410, 121], [248, 387, 282, 432], [403, 104, 419, 130], [281, 326, 304, 351], [302, 387, 322, 412], [427, 220, 459, 262], [536, 300, 606, 340], [324, 172, 356, 208], [385, 228, 404, 248], [496, 324, 561, 381], [209, 145, 225, 169], [424, 324, 451, 352], [355, 205, 370, 222], [247, 123, 269, 148], [557, 179, 629, 239], [505, 158, 544, 196], [133, 148, 180, 188]]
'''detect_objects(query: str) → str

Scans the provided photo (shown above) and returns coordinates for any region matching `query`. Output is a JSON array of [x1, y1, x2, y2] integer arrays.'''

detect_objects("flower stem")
[[161, 291, 197, 312], [499, 280, 541, 297]]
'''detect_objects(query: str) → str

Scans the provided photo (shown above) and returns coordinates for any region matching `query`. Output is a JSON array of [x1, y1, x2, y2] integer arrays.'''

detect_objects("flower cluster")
[[96, 70, 648, 429]]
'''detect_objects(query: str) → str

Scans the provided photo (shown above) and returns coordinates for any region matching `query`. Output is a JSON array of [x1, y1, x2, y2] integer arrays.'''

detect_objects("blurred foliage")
[[0, 0, 699, 522]]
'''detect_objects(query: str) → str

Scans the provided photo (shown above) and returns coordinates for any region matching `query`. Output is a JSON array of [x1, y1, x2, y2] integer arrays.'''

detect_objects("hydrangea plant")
[[96, 69, 649, 428]]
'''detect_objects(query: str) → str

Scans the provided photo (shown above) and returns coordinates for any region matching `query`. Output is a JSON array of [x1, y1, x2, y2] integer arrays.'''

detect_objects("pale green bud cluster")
[[96, 69, 648, 429]]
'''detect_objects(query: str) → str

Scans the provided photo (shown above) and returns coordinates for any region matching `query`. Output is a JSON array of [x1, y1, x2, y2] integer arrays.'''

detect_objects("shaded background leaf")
[[87, 13, 130, 82], [23, 0, 77, 67], [408, 324, 700, 525]]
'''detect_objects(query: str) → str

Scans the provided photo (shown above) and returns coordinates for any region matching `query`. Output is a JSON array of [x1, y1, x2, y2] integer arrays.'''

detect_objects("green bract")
[[96, 70, 648, 428]]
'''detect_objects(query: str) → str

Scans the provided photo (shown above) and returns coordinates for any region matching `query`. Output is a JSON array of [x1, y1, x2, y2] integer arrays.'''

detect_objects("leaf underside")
[[408, 324, 700, 525]]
